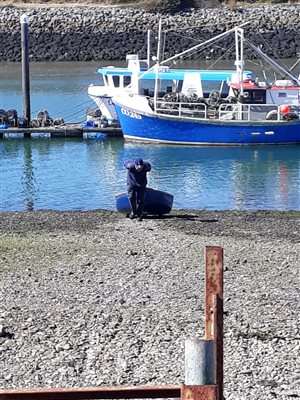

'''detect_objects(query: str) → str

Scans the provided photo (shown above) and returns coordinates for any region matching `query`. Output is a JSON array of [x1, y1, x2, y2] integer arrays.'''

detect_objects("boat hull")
[[116, 187, 173, 215], [114, 103, 300, 145]]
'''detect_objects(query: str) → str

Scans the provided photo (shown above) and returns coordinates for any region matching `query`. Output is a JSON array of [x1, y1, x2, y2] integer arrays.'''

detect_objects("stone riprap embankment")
[[0, 5, 299, 62], [0, 210, 300, 399]]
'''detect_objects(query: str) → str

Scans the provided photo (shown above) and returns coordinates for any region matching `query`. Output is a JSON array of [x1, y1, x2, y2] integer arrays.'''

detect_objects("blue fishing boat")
[[113, 25, 300, 145], [88, 29, 252, 124], [116, 187, 173, 216]]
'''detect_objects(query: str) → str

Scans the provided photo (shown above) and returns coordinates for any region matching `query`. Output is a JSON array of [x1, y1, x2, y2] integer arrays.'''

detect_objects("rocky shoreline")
[[0, 5, 299, 61], [0, 210, 299, 399]]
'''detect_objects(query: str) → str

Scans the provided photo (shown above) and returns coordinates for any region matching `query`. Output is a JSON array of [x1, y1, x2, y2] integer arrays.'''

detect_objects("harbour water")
[[0, 61, 102, 123], [1, 137, 300, 212], [1, 61, 300, 212]]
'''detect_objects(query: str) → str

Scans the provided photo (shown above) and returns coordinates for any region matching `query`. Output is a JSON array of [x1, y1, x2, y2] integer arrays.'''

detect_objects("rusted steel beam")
[[205, 246, 223, 340], [181, 385, 218, 400], [204, 246, 223, 400], [214, 294, 224, 400], [0, 385, 181, 400]]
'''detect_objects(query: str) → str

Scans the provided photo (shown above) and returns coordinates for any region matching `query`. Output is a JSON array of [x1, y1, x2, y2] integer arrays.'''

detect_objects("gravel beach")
[[0, 209, 299, 399]]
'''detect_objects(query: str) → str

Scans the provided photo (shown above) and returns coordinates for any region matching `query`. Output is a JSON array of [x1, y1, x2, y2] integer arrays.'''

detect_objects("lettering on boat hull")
[[121, 108, 142, 120]]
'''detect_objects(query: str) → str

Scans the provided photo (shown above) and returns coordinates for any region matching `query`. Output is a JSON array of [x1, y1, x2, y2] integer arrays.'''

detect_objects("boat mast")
[[235, 27, 244, 97], [147, 29, 151, 68], [154, 18, 162, 113], [156, 18, 162, 64]]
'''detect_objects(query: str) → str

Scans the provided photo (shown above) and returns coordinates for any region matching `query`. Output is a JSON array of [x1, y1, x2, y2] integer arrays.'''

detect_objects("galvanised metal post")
[[185, 338, 216, 385]]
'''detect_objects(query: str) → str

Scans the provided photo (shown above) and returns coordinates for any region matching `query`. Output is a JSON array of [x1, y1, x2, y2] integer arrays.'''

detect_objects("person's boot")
[[136, 203, 144, 221], [137, 214, 143, 221], [129, 197, 137, 220]]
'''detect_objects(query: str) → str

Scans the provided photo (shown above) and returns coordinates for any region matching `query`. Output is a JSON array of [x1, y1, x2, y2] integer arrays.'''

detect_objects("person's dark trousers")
[[128, 187, 137, 215], [128, 186, 146, 216], [136, 186, 146, 217]]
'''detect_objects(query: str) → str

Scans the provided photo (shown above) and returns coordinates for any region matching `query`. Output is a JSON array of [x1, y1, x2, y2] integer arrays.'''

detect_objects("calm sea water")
[[0, 61, 300, 212], [1, 138, 300, 212]]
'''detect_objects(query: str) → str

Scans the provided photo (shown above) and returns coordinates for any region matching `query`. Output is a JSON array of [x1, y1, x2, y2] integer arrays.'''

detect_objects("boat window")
[[98, 75, 105, 86], [112, 75, 120, 87], [139, 79, 175, 97], [219, 81, 230, 98], [251, 90, 266, 104], [202, 80, 224, 96], [157, 80, 176, 97], [140, 79, 155, 96], [159, 79, 174, 93], [176, 80, 183, 93], [139, 61, 148, 70], [124, 76, 131, 86], [239, 89, 266, 104], [278, 92, 287, 98]]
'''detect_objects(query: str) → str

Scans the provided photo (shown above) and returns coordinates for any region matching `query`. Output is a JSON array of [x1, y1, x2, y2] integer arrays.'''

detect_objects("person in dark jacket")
[[124, 158, 151, 221]]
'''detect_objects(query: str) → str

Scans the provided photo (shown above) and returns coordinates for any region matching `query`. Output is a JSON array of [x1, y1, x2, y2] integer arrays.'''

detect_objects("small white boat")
[[88, 54, 149, 123]]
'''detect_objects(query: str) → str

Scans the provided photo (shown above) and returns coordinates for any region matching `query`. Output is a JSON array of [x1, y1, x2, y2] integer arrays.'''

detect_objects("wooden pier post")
[[21, 14, 31, 130]]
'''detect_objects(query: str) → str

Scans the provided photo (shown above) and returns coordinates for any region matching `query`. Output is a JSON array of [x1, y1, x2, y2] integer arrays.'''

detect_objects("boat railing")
[[155, 100, 208, 119], [154, 100, 299, 122], [219, 103, 283, 122], [292, 105, 300, 119]]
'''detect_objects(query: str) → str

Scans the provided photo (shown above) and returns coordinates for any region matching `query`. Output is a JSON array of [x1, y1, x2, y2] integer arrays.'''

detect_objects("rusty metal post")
[[181, 385, 218, 400], [0, 386, 181, 400], [205, 246, 223, 400]]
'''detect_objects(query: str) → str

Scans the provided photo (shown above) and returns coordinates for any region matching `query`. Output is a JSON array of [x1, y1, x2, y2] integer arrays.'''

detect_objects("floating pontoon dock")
[[0, 125, 123, 139]]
